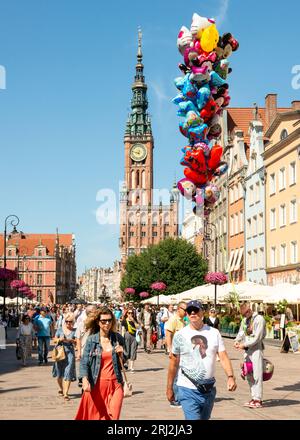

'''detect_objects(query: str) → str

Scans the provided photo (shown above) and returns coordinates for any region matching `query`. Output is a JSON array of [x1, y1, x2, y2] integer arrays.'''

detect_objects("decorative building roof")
[[0, 233, 74, 257], [227, 107, 290, 144], [126, 28, 152, 138]]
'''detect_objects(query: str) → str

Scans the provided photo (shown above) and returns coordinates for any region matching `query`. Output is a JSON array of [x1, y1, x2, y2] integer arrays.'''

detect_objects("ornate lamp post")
[[3, 215, 20, 322], [203, 218, 218, 308]]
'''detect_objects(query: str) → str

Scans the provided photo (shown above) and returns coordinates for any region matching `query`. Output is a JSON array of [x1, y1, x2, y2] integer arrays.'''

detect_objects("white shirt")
[[172, 324, 225, 389]]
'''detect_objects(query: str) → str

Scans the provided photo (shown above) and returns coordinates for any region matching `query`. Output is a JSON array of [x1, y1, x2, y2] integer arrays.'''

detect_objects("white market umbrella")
[[263, 283, 300, 304]]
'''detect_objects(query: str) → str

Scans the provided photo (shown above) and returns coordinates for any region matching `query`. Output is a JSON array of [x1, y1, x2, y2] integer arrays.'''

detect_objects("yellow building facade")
[[264, 102, 300, 284]]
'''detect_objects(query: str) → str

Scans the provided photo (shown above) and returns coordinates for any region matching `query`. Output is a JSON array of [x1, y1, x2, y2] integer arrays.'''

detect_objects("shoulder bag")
[[118, 353, 133, 397], [51, 332, 66, 362]]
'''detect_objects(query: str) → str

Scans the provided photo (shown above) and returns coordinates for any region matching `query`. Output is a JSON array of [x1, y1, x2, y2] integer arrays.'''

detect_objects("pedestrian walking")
[[16, 315, 35, 366], [166, 300, 237, 420], [138, 303, 156, 353], [75, 305, 97, 389], [33, 307, 54, 365], [234, 302, 266, 409], [121, 309, 138, 372], [52, 312, 77, 401], [75, 306, 125, 420], [204, 308, 220, 329]]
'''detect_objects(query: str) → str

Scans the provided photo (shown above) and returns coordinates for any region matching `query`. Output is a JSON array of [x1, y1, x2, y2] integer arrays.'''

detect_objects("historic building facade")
[[181, 211, 203, 254], [264, 100, 300, 285], [119, 31, 179, 268], [244, 118, 267, 284], [0, 231, 76, 303], [78, 261, 122, 303]]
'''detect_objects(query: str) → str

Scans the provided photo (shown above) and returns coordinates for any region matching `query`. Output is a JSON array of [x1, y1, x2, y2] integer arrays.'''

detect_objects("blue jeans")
[[38, 336, 50, 362], [177, 385, 216, 420]]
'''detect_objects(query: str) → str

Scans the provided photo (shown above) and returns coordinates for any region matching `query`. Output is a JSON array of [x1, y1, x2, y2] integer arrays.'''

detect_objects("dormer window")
[[280, 129, 288, 140], [38, 250, 43, 257]]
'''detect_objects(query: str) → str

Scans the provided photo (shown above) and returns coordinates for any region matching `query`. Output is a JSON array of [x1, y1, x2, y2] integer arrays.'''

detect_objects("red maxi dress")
[[75, 350, 124, 420]]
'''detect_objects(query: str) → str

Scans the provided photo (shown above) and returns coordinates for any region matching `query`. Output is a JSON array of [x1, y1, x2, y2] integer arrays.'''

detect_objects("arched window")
[[136, 171, 140, 187], [141, 170, 146, 188], [131, 170, 136, 189], [152, 212, 158, 227], [140, 213, 147, 226], [280, 129, 288, 140]]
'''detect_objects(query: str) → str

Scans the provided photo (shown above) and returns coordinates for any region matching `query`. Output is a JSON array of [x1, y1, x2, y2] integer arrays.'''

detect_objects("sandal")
[[58, 390, 63, 396], [64, 395, 70, 401]]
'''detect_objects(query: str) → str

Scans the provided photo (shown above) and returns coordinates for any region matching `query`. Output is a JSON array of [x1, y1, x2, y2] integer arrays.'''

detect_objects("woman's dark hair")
[[21, 314, 31, 323], [85, 306, 117, 334]]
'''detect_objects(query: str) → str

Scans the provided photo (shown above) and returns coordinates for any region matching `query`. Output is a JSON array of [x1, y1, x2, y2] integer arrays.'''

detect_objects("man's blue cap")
[[186, 300, 203, 311]]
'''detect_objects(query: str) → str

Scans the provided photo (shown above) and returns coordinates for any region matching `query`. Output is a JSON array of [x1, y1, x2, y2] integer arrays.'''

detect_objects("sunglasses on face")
[[179, 307, 187, 313], [186, 307, 201, 315], [99, 319, 112, 324], [65, 320, 73, 323]]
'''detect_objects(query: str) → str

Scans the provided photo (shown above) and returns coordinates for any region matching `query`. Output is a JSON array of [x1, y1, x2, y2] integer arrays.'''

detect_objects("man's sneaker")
[[243, 400, 255, 407], [249, 400, 263, 408], [170, 401, 181, 408]]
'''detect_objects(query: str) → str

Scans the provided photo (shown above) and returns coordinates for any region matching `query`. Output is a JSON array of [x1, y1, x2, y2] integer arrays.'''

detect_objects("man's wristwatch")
[[227, 375, 235, 379]]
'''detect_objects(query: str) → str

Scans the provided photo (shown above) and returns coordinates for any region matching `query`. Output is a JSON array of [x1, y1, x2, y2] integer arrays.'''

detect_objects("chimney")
[[265, 94, 277, 130], [291, 100, 300, 111]]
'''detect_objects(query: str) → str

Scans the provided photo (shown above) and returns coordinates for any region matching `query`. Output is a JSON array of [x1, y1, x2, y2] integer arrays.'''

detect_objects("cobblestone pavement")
[[0, 328, 299, 420]]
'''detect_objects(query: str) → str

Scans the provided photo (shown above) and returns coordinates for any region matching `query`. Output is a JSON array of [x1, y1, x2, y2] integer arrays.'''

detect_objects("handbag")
[[118, 352, 133, 397], [241, 358, 274, 381], [51, 344, 66, 362], [16, 344, 22, 360]]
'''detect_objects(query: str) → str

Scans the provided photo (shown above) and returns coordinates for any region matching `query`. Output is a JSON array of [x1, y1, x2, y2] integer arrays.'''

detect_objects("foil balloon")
[[173, 12, 238, 215]]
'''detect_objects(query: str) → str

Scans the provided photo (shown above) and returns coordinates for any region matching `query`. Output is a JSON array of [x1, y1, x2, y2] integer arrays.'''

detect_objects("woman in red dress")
[[75, 306, 125, 420]]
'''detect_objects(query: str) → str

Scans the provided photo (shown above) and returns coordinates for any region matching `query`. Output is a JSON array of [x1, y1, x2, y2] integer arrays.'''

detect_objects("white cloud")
[[215, 0, 230, 26], [149, 81, 170, 104]]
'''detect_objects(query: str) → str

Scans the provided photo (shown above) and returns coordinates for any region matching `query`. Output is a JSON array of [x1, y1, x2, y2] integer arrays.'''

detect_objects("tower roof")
[[126, 28, 152, 138]]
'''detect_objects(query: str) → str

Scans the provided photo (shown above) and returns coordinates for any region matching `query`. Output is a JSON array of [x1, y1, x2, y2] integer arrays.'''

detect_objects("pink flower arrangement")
[[150, 281, 167, 291], [10, 280, 26, 289], [139, 291, 149, 298], [205, 272, 227, 285], [0, 268, 17, 281], [124, 287, 135, 295]]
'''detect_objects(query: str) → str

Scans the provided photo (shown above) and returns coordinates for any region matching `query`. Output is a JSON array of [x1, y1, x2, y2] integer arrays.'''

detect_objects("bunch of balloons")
[[173, 13, 239, 216]]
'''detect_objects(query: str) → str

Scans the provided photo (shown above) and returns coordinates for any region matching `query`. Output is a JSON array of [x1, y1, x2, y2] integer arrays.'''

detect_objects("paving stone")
[[0, 328, 299, 420]]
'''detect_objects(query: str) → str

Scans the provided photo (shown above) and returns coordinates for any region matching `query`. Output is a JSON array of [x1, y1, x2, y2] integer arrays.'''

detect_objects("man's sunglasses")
[[186, 307, 201, 315], [99, 319, 112, 324], [179, 307, 187, 313]]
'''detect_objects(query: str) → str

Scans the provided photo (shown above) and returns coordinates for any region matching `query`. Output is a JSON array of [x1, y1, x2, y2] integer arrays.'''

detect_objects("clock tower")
[[119, 29, 179, 268], [124, 28, 153, 207]]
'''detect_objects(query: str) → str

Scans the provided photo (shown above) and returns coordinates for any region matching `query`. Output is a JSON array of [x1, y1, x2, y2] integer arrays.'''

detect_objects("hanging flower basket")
[[150, 281, 167, 291], [205, 272, 227, 285], [0, 268, 17, 281], [139, 291, 149, 299], [10, 280, 26, 289], [124, 287, 135, 295]]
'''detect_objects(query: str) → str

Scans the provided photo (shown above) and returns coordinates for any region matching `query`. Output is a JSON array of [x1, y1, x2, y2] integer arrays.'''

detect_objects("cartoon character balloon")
[[173, 12, 239, 215]]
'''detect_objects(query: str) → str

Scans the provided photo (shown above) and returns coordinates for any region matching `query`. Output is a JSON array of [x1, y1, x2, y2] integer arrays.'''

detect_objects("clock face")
[[130, 144, 147, 162]]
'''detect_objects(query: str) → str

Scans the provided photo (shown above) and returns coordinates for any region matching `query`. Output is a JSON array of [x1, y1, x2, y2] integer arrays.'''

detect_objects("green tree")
[[120, 238, 208, 300]]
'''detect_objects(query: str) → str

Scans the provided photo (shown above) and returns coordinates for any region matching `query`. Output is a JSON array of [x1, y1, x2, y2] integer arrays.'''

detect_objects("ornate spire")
[[125, 27, 152, 138], [137, 26, 142, 63]]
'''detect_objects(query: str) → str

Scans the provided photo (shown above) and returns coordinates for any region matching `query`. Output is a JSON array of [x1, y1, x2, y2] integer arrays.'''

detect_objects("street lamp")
[[3, 215, 20, 322], [151, 258, 159, 307], [203, 218, 218, 309]]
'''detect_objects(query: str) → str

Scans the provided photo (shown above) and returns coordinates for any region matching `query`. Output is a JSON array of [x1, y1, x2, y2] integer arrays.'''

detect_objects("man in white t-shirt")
[[166, 300, 237, 420]]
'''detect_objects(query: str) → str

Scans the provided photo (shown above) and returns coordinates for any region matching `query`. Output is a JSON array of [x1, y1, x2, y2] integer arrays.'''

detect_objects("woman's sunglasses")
[[65, 320, 73, 323], [100, 319, 112, 324]]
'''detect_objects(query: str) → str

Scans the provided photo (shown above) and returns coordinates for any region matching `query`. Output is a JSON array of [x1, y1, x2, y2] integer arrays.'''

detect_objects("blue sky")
[[0, 0, 299, 274]]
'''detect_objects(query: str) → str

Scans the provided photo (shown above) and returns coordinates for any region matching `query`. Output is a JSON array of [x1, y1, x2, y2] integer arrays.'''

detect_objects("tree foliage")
[[120, 238, 208, 300]]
